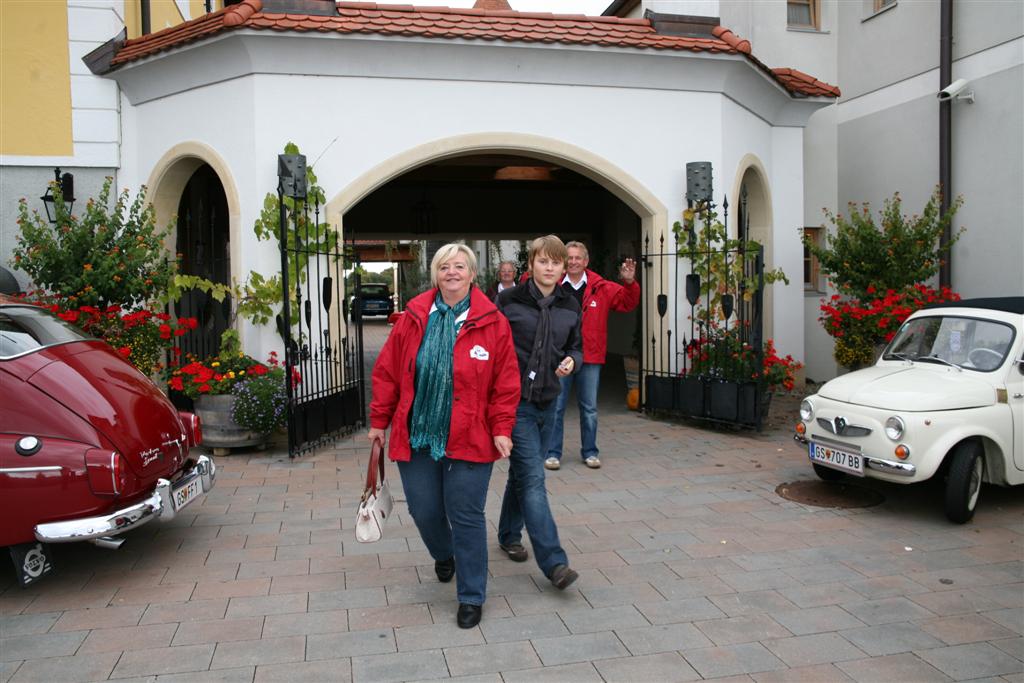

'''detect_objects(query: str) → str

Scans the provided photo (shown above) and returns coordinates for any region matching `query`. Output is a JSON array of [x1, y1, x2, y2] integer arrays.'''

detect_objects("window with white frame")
[[788, 0, 819, 29]]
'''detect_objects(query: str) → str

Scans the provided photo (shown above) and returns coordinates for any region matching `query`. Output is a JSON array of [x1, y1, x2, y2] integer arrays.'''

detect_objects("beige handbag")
[[355, 440, 394, 543]]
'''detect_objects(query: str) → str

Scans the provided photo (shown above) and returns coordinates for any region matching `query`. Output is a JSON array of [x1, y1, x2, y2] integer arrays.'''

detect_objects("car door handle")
[[1013, 393, 1024, 399]]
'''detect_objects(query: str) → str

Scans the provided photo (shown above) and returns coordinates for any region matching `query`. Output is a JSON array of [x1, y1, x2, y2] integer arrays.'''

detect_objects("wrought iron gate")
[[640, 163, 766, 429], [277, 154, 365, 457]]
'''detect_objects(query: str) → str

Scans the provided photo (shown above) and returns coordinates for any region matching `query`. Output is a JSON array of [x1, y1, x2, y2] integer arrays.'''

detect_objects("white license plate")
[[172, 475, 202, 511], [809, 442, 864, 476]]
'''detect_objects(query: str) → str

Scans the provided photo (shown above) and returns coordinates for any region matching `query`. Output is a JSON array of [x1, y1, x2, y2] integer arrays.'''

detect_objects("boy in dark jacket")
[[494, 235, 582, 589]]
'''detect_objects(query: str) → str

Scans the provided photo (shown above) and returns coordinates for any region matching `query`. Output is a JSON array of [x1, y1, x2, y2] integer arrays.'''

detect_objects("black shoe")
[[456, 603, 482, 629], [435, 557, 455, 583], [499, 543, 529, 563], [549, 564, 579, 590]]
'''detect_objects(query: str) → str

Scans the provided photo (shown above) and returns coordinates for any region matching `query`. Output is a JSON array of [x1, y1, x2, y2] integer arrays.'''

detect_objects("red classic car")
[[0, 298, 214, 585]]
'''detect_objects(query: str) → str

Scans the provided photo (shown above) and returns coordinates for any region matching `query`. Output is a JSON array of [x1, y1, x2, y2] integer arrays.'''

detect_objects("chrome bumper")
[[35, 455, 216, 544], [794, 434, 916, 477]]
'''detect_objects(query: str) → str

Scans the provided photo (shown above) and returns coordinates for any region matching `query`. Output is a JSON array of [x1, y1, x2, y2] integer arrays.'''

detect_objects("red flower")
[[248, 364, 269, 376], [169, 376, 184, 392], [159, 324, 172, 340], [58, 311, 79, 322], [117, 346, 132, 357], [198, 384, 211, 393], [156, 313, 171, 322]]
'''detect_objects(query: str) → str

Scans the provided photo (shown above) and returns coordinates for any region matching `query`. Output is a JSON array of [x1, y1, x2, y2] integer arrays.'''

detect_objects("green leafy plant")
[[805, 187, 963, 301], [231, 370, 288, 434], [12, 177, 174, 309]]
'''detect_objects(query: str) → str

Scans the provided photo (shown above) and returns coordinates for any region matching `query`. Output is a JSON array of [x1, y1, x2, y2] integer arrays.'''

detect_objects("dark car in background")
[[350, 283, 394, 318]]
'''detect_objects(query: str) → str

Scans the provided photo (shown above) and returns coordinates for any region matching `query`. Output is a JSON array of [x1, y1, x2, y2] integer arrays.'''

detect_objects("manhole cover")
[[776, 480, 885, 508]]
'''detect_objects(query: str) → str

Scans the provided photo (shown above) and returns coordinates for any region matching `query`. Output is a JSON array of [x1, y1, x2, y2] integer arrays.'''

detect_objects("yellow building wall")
[[0, 1, 73, 156]]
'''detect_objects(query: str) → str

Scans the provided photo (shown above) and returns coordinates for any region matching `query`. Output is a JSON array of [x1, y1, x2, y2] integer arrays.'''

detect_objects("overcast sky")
[[444, 1, 611, 15]]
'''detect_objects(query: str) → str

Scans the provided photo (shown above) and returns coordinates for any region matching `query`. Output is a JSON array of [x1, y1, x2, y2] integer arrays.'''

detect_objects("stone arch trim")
[[326, 132, 667, 227], [145, 141, 242, 297]]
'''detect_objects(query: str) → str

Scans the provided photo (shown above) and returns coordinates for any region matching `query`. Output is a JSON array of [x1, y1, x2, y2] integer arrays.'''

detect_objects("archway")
[[146, 143, 241, 358], [731, 157, 774, 341]]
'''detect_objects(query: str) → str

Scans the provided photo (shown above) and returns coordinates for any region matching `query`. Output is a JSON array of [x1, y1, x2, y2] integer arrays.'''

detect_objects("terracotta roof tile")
[[107, 1, 837, 97]]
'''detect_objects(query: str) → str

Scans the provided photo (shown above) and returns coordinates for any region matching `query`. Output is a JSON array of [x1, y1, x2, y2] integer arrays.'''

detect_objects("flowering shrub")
[[683, 334, 802, 392], [231, 371, 288, 434], [167, 350, 300, 401], [819, 284, 961, 368], [19, 294, 196, 376]]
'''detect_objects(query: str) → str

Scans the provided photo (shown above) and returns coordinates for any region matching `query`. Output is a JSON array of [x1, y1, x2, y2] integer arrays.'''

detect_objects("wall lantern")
[[40, 167, 75, 224]]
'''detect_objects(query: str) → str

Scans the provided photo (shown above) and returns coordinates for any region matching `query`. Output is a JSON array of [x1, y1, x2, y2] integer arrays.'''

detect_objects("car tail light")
[[179, 411, 202, 447], [85, 449, 128, 496]]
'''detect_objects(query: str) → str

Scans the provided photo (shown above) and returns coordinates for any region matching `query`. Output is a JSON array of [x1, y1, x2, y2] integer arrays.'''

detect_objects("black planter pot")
[[645, 376, 677, 411], [709, 381, 739, 421], [679, 377, 705, 417]]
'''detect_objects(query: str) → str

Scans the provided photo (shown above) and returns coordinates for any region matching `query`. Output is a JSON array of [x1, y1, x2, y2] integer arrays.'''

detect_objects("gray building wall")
[[1, 167, 116, 293]]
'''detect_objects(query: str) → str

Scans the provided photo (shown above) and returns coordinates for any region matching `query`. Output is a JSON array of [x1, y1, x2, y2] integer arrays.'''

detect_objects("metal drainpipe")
[[939, 0, 953, 288], [140, 0, 152, 35]]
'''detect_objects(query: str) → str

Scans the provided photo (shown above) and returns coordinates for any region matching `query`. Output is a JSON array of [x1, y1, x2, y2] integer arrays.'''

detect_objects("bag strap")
[[364, 439, 386, 495]]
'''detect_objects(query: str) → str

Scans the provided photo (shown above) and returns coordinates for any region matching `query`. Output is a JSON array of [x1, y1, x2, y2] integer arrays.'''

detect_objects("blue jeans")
[[397, 449, 493, 606], [542, 362, 601, 461], [497, 400, 569, 577]]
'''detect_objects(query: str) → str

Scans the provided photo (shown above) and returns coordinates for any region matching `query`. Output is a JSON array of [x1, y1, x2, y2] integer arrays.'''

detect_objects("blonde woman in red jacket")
[[368, 244, 520, 629]]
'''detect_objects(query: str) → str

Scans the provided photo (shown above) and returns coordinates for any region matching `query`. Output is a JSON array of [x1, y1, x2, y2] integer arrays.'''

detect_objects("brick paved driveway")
[[2, 322, 1021, 682]]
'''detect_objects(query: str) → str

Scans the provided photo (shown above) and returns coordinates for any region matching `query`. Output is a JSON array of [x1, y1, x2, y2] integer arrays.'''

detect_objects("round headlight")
[[799, 399, 814, 421], [885, 416, 905, 441]]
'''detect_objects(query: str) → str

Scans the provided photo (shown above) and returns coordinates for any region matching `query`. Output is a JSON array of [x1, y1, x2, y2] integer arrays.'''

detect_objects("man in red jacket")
[[541, 241, 638, 469]]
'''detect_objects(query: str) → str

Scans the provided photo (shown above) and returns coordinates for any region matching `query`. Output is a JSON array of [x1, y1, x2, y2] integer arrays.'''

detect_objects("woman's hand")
[[368, 428, 386, 448], [494, 435, 512, 459], [555, 356, 574, 378]]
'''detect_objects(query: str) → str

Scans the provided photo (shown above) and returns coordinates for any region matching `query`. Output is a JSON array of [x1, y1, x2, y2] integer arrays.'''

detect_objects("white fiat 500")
[[795, 297, 1023, 523]]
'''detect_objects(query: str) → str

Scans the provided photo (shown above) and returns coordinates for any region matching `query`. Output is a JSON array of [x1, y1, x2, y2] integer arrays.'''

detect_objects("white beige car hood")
[[818, 365, 996, 411]]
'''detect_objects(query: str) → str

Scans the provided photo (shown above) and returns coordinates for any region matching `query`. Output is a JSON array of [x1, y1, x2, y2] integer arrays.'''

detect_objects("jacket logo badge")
[[590, 300, 598, 307], [470, 345, 489, 361]]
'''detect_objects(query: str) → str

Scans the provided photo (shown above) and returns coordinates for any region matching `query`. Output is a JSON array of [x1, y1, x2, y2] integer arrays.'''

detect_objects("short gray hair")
[[565, 241, 589, 260], [429, 243, 478, 287]]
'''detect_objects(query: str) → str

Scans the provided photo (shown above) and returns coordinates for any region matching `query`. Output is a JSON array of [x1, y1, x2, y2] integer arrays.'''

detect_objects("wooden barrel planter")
[[193, 394, 267, 455]]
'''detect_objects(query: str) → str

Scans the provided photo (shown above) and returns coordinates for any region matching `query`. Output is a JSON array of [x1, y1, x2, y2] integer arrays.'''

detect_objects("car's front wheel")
[[812, 463, 845, 482], [945, 440, 984, 524]]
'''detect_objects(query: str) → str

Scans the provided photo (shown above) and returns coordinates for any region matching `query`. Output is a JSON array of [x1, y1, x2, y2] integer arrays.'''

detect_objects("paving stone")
[[8, 652, 119, 683], [709, 590, 798, 616], [991, 636, 1024, 660], [79, 622, 178, 653], [836, 653, 953, 682], [155, 667, 256, 683], [307, 587, 387, 612], [51, 605, 145, 631], [255, 659, 352, 683], [307, 628, 396, 660], [770, 605, 866, 635], [752, 663, 856, 682], [140, 599, 228, 624], [841, 596, 937, 625], [445, 640, 543, 676], [763, 633, 868, 667], [616, 622, 713, 654], [920, 613, 1019, 644], [695, 613, 792, 646], [909, 589, 1008, 616], [986, 608, 1024, 636], [224, 593, 306, 618], [0, 631, 88, 662], [657, 575, 736, 600], [505, 590, 590, 616], [0, 612, 60, 638], [110, 582, 196, 606], [839, 621, 945, 656], [262, 609, 348, 638], [351, 649, 448, 683], [172, 617, 265, 646], [111, 643, 215, 678], [479, 613, 570, 642], [193, 578, 271, 599], [500, 662, 603, 682], [0, 660, 19, 683], [578, 583, 665, 607], [531, 631, 631, 666], [557, 605, 649, 634], [778, 583, 864, 609], [348, 603, 433, 630], [210, 635, 305, 669], [845, 575, 931, 598], [637, 597, 727, 624], [395, 621, 486, 650], [683, 642, 788, 678], [594, 652, 701, 682], [719, 569, 798, 593]]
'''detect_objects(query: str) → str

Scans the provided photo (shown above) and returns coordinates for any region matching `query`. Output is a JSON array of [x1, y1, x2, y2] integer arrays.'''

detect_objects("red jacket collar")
[[403, 285, 499, 327]]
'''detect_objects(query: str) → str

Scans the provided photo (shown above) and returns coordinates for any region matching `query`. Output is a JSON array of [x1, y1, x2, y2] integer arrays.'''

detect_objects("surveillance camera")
[[938, 78, 972, 102]]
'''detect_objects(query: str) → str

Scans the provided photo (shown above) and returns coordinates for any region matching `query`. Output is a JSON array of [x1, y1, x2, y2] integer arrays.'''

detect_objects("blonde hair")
[[528, 235, 568, 268], [429, 243, 478, 287], [565, 241, 589, 260]]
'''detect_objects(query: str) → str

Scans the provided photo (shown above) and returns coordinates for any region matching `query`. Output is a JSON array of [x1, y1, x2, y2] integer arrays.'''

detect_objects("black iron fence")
[[640, 185, 767, 429], [278, 154, 364, 457]]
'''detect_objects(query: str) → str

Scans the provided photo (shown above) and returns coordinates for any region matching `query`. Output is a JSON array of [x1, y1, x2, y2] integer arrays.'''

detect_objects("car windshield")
[[360, 285, 390, 296], [0, 305, 93, 360], [883, 315, 1015, 372]]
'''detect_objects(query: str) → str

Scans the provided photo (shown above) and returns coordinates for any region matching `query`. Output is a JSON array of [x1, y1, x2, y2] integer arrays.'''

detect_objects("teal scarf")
[[409, 291, 472, 460]]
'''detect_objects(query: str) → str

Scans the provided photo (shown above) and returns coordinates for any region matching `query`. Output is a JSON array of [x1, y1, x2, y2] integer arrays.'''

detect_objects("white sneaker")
[[544, 457, 561, 470], [584, 456, 601, 469]]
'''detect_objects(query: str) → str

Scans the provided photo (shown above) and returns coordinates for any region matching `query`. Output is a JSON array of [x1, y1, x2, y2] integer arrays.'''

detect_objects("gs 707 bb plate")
[[809, 442, 864, 476]]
